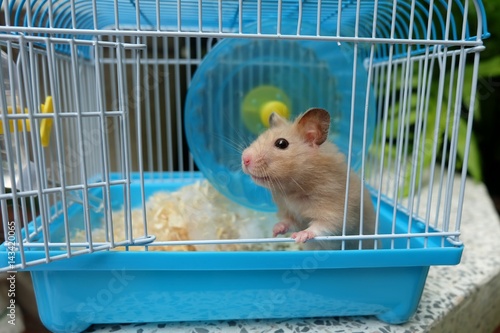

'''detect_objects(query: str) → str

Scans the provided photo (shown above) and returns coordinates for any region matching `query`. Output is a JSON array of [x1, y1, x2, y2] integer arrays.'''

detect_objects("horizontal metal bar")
[[0, 33, 146, 49], [0, 26, 484, 47], [0, 110, 125, 119], [0, 179, 129, 199], [20, 231, 461, 249], [98, 57, 204, 65], [369, 44, 486, 67], [0, 243, 113, 272]]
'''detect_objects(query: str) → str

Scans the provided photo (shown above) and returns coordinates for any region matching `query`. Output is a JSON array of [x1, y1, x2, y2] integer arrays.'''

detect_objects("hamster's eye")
[[274, 138, 289, 150]]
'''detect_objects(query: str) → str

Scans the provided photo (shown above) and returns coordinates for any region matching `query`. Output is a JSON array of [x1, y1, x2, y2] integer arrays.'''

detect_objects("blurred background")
[[470, 2, 500, 215]]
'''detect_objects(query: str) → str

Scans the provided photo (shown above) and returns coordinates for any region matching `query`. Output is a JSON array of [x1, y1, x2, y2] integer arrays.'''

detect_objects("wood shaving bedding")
[[73, 180, 302, 252]]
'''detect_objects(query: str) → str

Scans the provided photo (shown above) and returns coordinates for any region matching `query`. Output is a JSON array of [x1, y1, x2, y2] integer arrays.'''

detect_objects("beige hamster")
[[241, 108, 377, 250]]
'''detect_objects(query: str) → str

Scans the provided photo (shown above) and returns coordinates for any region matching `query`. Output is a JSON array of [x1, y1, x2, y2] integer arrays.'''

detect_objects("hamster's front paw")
[[291, 229, 316, 243], [272, 221, 290, 237]]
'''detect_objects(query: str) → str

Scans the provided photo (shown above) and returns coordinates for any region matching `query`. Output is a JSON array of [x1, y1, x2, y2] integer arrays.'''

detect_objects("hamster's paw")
[[272, 221, 290, 237], [291, 230, 316, 243]]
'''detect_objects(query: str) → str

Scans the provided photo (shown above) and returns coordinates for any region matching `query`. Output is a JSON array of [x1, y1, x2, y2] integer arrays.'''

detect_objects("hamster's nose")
[[242, 153, 251, 166]]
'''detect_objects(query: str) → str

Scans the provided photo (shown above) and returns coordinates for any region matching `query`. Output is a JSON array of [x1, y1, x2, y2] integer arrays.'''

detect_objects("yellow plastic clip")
[[0, 96, 53, 147], [39, 96, 53, 147]]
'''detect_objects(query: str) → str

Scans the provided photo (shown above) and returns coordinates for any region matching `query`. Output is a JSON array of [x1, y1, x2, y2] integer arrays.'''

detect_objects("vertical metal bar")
[[207, 39, 214, 169], [341, 0, 362, 250], [336, 0, 342, 37], [316, 0, 322, 36], [114, 0, 120, 30], [153, 0, 160, 30], [1, 0, 9, 27], [238, 38, 246, 154], [443, 0, 471, 235], [173, 37, 184, 172], [198, 0, 202, 32], [454, 51, 480, 243], [108, 37, 121, 173], [34, 49, 49, 239], [192, 38, 202, 176], [415, 50, 436, 222], [405, 55, 425, 248], [434, 52, 456, 231], [115, 41, 132, 243], [257, 0, 261, 34], [238, 0, 243, 33], [14, 58, 32, 238], [47, 0, 54, 28], [35, 38, 63, 262], [135, 0, 141, 30], [215, 37, 224, 169], [134, 41, 148, 240], [70, 0, 77, 29], [92, 0, 98, 30], [69, 39, 94, 251], [184, 37, 195, 173], [152, 38, 162, 173], [277, 0, 282, 35], [218, 0, 222, 33], [443, 48, 467, 235], [360, 0, 380, 249], [391, 0, 418, 249], [405, 0, 436, 248], [143, 38, 153, 173], [28, 64, 40, 234], [296, 0, 303, 35], [375, 0, 399, 250], [93, 42, 114, 247], [369, 63, 383, 188], [385, 62, 399, 196], [423, 47, 447, 246], [163, 36, 174, 174], [177, 0, 181, 32]]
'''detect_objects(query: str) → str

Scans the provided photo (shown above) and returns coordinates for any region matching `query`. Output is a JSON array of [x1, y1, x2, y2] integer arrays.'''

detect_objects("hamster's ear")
[[296, 108, 331, 146], [269, 112, 288, 128]]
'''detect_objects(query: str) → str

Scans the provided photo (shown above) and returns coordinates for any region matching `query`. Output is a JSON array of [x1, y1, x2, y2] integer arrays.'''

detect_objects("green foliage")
[[369, 1, 497, 196], [371, 51, 498, 196]]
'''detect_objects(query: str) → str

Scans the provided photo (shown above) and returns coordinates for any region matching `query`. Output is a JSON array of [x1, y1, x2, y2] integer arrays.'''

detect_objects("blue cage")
[[0, 1, 489, 332]]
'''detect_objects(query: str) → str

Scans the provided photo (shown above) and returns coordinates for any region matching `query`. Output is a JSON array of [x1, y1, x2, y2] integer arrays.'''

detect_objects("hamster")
[[241, 107, 377, 250]]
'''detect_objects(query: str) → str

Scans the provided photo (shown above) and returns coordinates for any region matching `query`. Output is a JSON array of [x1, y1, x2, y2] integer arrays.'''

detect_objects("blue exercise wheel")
[[185, 22, 376, 212]]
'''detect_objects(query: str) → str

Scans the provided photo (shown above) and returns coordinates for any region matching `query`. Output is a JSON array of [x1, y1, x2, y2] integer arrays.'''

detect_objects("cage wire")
[[0, 0, 488, 272]]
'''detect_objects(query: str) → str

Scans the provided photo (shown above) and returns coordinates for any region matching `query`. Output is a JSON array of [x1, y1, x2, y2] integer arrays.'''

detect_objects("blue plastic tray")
[[0, 173, 462, 333]]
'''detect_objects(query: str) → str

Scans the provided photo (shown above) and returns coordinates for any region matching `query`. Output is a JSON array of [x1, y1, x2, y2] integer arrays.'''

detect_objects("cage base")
[[1, 174, 463, 332], [31, 263, 430, 333]]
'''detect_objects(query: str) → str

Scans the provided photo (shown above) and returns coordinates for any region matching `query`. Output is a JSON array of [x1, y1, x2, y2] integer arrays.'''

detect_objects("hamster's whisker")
[[260, 142, 273, 161], [210, 132, 246, 153], [228, 162, 244, 173], [272, 171, 287, 199], [277, 180, 287, 199], [266, 169, 279, 195], [226, 139, 247, 153], [291, 177, 306, 194], [224, 117, 251, 147]]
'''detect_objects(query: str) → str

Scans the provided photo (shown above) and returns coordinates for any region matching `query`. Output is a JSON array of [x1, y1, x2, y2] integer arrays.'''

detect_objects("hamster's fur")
[[241, 108, 377, 250]]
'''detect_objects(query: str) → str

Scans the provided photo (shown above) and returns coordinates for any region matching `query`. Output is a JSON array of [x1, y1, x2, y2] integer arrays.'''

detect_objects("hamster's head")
[[241, 107, 331, 189]]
